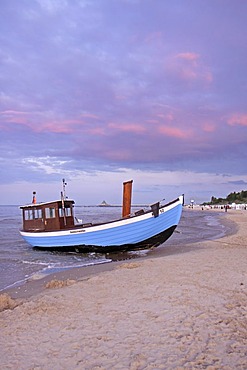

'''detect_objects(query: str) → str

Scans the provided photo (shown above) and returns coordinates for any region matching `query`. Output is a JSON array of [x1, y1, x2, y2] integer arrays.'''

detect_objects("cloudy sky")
[[1, 0, 247, 205]]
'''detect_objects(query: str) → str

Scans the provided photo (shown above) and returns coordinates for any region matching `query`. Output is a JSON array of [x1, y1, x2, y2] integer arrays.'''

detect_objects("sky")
[[0, 0, 247, 206]]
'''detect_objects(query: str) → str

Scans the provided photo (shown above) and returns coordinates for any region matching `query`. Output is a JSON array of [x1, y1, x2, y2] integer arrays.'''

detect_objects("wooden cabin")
[[20, 199, 75, 232]]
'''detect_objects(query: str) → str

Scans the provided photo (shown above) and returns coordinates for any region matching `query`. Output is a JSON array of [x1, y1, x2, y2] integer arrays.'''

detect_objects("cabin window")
[[45, 207, 56, 219], [59, 207, 72, 217], [65, 207, 72, 217], [24, 209, 33, 220], [24, 209, 43, 220], [34, 209, 42, 219], [37, 209, 42, 219]]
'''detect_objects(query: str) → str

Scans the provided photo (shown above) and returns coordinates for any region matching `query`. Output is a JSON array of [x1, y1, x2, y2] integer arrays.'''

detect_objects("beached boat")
[[19, 180, 184, 252]]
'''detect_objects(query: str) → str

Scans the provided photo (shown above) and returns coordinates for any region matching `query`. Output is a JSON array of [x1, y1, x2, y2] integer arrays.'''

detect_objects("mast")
[[61, 178, 67, 225], [62, 178, 67, 199]]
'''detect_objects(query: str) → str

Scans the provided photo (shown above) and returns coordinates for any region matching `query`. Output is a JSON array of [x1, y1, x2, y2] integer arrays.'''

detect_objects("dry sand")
[[0, 210, 246, 369]]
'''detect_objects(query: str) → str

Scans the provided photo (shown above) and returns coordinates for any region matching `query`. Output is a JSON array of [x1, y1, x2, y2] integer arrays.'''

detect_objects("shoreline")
[[2, 209, 236, 301], [2, 208, 237, 301], [1, 209, 246, 368]]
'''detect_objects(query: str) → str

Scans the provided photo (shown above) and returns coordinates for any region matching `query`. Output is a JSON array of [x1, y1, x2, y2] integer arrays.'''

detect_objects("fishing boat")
[[19, 180, 184, 252]]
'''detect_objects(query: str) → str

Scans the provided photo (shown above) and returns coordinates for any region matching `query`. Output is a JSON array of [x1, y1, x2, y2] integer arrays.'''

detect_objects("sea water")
[[0, 205, 230, 292]]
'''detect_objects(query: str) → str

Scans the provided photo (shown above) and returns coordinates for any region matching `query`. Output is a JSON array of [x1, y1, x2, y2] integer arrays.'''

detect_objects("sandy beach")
[[1, 210, 246, 369]]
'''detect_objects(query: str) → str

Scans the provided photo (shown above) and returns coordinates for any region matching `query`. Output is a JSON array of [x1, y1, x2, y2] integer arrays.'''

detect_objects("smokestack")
[[32, 191, 36, 204], [122, 180, 133, 218]]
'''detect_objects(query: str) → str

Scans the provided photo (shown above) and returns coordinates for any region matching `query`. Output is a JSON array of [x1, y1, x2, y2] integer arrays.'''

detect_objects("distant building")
[[98, 200, 110, 207]]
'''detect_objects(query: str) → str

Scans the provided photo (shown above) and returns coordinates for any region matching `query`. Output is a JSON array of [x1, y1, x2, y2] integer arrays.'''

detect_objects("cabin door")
[[22, 208, 45, 232], [44, 206, 60, 231]]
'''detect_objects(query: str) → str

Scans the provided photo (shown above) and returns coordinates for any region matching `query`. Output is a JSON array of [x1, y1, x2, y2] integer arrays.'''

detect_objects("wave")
[[29, 258, 112, 280], [1, 258, 112, 291], [0, 277, 29, 292], [22, 260, 51, 266]]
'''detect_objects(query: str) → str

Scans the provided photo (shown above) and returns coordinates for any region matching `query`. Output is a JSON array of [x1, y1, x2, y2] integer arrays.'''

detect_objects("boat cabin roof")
[[20, 199, 75, 209]]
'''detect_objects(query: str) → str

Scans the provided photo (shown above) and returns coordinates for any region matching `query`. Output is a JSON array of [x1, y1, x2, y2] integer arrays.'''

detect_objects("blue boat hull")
[[20, 196, 183, 251]]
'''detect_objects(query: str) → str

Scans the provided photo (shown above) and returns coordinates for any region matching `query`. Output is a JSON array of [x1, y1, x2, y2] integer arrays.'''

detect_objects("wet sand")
[[0, 210, 247, 369]]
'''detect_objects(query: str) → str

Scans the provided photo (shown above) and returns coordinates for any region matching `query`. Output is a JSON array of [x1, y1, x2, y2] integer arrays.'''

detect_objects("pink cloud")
[[156, 113, 174, 121], [146, 119, 159, 124], [41, 121, 73, 134], [158, 125, 189, 139], [0, 110, 33, 129], [202, 122, 216, 133], [227, 113, 247, 127], [108, 122, 146, 134], [115, 94, 127, 101], [88, 127, 106, 135], [105, 149, 132, 161], [80, 113, 99, 119], [145, 31, 162, 44], [166, 52, 213, 84], [176, 52, 200, 62], [37, 119, 84, 134], [3, 115, 29, 125], [1, 110, 29, 115], [1, 110, 105, 136], [204, 71, 213, 83], [44, 117, 97, 133], [180, 69, 197, 80]]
